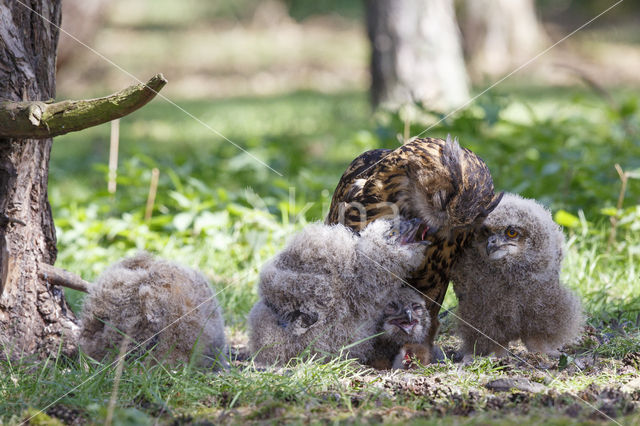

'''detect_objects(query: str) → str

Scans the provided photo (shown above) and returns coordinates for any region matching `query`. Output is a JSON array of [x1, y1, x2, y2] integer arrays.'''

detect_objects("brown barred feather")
[[326, 137, 501, 344]]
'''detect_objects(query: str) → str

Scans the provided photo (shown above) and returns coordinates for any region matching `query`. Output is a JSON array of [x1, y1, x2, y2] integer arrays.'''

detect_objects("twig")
[[108, 119, 120, 194], [403, 115, 411, 144], [105, 335, 130, 426], [38, 263, 91, 293], [555, 63, 616, 107], [0, 74, 167, 139], [145, 168, 160, 221], [608, 164, 628, 249]]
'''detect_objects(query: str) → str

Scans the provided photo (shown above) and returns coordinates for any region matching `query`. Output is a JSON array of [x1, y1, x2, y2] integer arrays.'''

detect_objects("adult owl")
[[326, 136, 502, 344]]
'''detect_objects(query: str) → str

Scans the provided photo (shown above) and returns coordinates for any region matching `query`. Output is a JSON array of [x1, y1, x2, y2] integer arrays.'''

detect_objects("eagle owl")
[[326, 136, 502, 344], [368, 286, 433, 370], [248, 218, 428, 365], [450, 193, 584, 358], [79, 252, 227, 367]]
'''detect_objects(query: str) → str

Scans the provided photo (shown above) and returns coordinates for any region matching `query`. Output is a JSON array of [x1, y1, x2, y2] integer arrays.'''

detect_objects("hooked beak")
[[486, 234, 505, 256], [409, 219, 435, 245], [485, 234, 512, 260], [423, 223, 438, 238], [486, 240, 500, 256], [404, 309, 413, 323], [389, 307, 419, 335]]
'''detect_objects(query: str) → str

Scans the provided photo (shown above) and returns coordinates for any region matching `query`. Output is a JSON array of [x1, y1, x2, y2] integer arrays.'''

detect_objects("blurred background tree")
[[365, 0, 469, 109], [460, 0, 546, 79], [57, 0, 109, 70], [56, 0, 640, 109]]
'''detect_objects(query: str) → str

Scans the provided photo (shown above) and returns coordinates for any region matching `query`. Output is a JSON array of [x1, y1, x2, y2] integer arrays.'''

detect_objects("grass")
[[2, 86, 640, 424]]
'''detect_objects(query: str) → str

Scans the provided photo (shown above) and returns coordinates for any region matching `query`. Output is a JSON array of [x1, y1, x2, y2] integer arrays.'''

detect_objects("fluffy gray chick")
[[368, 286, 431, 369], [450, 193, 584, 358], [79, 252, 227, 367], [248, 218, 428, 365]]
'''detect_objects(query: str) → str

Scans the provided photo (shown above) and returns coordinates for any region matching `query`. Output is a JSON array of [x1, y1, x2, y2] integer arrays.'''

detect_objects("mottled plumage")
[[248, 219, 428, 365], [326, 136, 502, 343], [79, 252, 227, 367], [450, 194, 584, 357]]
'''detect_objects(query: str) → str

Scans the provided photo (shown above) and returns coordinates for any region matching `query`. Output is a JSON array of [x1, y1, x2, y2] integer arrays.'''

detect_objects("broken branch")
[[0, 74, 167, 139], [39, 263, 91, 293]]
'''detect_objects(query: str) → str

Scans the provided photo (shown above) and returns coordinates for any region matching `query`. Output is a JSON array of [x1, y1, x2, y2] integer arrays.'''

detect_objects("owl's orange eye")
[[505, 228, 519, 238]]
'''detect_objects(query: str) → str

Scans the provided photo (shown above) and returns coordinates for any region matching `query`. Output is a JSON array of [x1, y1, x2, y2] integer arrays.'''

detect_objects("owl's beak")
[[486, 235, 513, 260], [404, 308, 413, 323], [402, 220, 433, 245], [390, 310, 419, 334], [420, 223, 438, 241], [486, 235, 500, 256]]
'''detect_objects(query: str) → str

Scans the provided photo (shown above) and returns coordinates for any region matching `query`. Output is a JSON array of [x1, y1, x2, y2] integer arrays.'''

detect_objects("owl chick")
[[450, 193, 584, 358], [368, 286, 432, 370], [248, 218, 429, 365], [79, 252, 227, 367]]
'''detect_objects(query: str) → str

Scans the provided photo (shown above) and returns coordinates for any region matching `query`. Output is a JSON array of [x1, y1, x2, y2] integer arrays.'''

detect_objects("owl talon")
[[392, 343, 433, 369]]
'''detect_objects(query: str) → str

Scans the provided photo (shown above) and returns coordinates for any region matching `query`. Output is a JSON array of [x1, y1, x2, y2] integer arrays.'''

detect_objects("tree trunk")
[[461, 0, 546, 78], [0, 0, 78, 358], [365, 0, 469, 110]]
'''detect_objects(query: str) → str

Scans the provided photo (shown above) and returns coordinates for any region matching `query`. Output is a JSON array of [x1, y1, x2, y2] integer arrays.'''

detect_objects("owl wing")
[[326, 138, 448, 230], [325, 148, 392, 227]]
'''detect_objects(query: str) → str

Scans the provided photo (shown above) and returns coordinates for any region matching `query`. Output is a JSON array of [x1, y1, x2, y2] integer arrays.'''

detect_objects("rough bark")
[[365, 0, 469, 110], [461, 0, 547, 78], [0, 74, 168, 139], [0, 0, 78, 358]]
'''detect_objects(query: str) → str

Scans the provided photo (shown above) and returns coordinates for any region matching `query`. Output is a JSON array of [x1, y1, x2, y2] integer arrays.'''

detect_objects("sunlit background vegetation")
[[52, 0, 640, 326]]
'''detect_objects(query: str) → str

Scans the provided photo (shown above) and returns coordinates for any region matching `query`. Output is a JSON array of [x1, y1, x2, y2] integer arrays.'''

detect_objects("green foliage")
[[50, 91, 371, 322], [109, 0, 366, 30], [50, 88, 640, 322], [283, 0, 364, 21], [20, 409, 64, 426], [381, 89, 640, 217], [110, 0, 266, 28]]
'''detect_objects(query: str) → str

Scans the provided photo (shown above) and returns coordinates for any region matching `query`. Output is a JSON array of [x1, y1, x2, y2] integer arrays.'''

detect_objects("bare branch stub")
[[39, 263, 91, 293], [0, 74, 168, 139]]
